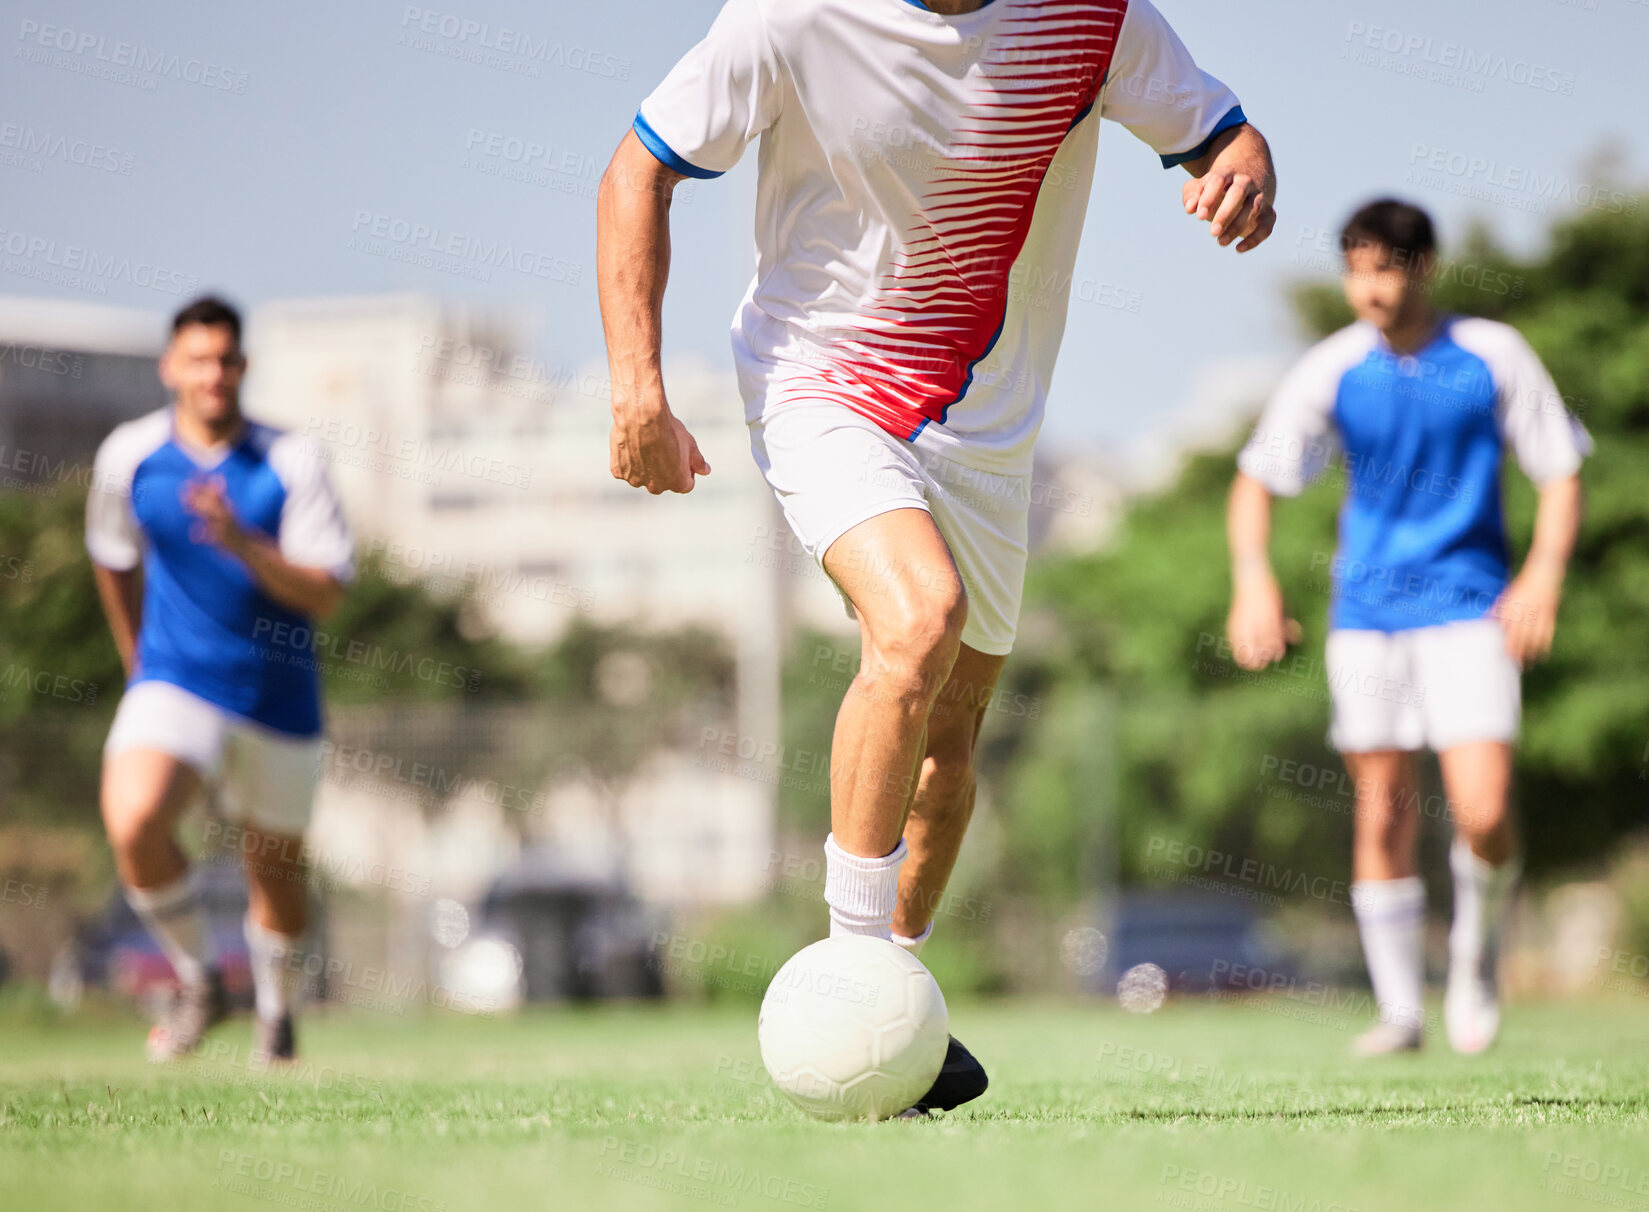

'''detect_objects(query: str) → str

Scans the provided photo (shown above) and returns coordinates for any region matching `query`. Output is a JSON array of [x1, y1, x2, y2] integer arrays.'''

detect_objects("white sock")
[[125, 872, 216, 989], [1449, 839, 1518, 988], [245, 915, 304, 1022], [1351, 877, 1426, 1031], [824, 833, 906, 940], [891, 921, 933, 958]]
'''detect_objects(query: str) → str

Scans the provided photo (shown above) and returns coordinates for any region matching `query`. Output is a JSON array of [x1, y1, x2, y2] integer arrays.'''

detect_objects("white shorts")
[[1325, 618, 1521, 753], [104, 680, 323, 835], [750, 401, 1029, 656]]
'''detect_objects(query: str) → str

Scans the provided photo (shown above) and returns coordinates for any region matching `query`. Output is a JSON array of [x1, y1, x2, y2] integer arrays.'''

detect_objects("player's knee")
[[262, 900, 308, 938], [101, 787, 170, 853], [1353, 803, 1410, 853], [1451, 795, 1510, 842], [881, 585, 968, 672]]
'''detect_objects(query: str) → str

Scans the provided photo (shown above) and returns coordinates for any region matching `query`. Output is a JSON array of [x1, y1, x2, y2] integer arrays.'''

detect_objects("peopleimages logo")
[[15, 20, 250, 93], [1341, 21, 1576, 96], [348, 210, 581, 285], [398, 8, 630, 80], [0, 342, 82, 377], [1407, 143, 1636, 216], [0, 123, 135, 174], [0, 227, 197, 295]]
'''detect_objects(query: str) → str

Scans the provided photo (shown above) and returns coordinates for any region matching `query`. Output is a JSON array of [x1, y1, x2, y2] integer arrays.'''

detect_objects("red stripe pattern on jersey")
[[774, 0, 1128, 440]]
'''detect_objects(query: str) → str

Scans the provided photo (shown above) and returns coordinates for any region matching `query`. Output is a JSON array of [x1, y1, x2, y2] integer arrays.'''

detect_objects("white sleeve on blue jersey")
[[1098, 0, 1245, 168], [1236, 325, 1376, 497], [267, 434, 355, 582], [1449, 317, 1593, 485], [634, 0, 784, 179], [85, 409, 170, 571]]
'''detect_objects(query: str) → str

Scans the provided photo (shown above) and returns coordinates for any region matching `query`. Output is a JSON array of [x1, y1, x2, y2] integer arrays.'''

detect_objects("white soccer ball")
[[757, 935, 949, 1122]]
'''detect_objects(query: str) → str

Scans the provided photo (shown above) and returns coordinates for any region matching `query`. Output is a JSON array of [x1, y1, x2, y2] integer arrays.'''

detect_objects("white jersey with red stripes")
[[637, 0, 1242, 475]]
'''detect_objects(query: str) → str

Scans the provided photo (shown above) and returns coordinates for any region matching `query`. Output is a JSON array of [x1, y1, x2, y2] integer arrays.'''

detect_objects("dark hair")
[[1340, 199, 1436, 263], [170, 295, 242, 344]]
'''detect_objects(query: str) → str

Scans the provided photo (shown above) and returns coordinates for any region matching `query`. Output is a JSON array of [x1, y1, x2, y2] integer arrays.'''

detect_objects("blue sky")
[[2, 0, 1643, 446]]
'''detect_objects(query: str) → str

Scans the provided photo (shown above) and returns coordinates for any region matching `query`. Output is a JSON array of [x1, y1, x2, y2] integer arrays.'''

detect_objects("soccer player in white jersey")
[[599, 0, 1276, 1111], [1226, 200, 1589, 1056], [86, 297, 354, 1065]]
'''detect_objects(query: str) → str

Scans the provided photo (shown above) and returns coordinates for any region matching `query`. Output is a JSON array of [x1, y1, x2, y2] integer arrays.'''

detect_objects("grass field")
[[1, 992, 1646, 1212]]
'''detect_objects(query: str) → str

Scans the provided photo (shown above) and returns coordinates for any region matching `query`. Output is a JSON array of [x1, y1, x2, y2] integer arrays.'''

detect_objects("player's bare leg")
[[888, 643, 1001, 1114], [820, 508, 993, 1114], [891, 644, 1005, 949], [101, 749, 227, 1060], [103, 749, 199, 890], [1438, 741, 1517, 1054], [241, 826, 310, 1066], [1347, 749, 1426, 1055], [820, 507, 967, 936]]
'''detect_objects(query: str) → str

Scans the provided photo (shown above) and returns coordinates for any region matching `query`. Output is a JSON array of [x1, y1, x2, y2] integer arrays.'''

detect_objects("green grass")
[[1, 992, 1646, 1212]]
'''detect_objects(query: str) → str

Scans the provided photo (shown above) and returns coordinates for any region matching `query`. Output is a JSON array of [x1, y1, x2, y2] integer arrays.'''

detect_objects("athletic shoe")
[[1444, 973, 1500, 1054], [146, 969, 229, 1062], [909, 1036, 988, 1113], [1350, 1020, 1423, 1057], [250, 1012, 297, 1069]]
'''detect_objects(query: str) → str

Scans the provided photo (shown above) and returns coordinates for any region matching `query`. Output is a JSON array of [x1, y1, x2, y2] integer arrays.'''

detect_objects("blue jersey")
[[1239, 316, 1589, 633], [87, 409, 354, 735]]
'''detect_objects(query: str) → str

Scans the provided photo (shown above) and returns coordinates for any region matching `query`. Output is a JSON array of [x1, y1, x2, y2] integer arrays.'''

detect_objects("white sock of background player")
[[244, 915, 304, 1022], [1448, 839, 1518, 991], [124, 870, 218, 990], [1350, 876, 1427, 1032]]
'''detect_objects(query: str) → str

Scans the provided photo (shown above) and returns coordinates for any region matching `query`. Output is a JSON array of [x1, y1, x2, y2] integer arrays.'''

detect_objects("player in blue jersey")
[[86, 297, 354, 1064], [1225, 200, 1589, 1055]]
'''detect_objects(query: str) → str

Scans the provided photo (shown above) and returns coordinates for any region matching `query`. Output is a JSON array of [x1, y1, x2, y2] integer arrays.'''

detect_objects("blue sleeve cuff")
[[632, 111, 724, 180], [1159, 104, 1246, 170]]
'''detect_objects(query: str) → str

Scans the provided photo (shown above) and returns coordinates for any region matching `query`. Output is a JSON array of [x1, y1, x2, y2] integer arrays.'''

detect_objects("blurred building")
[[244, 293, 852, 645], [0, 295, 167, 490], [247, 294, 792, 911]]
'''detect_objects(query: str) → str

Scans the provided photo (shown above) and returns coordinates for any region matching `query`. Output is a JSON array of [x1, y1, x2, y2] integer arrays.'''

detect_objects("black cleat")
[[250, 1012, 297, 1069], [911, 1035, 988, 1114]]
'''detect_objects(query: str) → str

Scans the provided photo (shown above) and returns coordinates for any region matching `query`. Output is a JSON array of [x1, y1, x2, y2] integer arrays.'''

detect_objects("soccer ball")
[[757, 935, 948, 1122]]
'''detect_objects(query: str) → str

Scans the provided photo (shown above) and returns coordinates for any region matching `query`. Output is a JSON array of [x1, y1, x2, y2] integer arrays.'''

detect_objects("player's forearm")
[[1227, 473, 1276, 587], [598, 132, 682, 419], [1522, 473, 1582, 585], [92, 564, 142, 676], [226, 533, 344, 618]]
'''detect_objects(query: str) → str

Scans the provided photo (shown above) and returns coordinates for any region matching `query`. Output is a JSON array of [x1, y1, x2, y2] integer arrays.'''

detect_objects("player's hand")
[[1226, 575, 1301, 670], [181, 475, 248, 554], [1182, 126, 1277, 253], [1494, 567, 1562, 667], [609, 399, 711, 495]]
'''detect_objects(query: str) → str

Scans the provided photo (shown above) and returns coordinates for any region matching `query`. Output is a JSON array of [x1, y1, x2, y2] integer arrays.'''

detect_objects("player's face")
[[160, 323, 246, 426], [1341, 244, 1430, 334]]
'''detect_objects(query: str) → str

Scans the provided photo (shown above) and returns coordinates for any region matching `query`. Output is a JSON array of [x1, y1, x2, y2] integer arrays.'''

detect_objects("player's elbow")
[[1230, 471, 1271, 504], [307, 578, 346, 620], [599, 132, 679, 219]]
